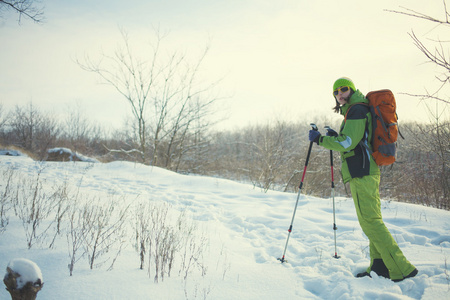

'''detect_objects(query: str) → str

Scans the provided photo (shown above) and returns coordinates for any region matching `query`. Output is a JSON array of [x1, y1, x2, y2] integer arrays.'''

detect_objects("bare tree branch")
[[385, 1, 450, 25], [400, 92, 450, 105], [0, 0, 45, 24]]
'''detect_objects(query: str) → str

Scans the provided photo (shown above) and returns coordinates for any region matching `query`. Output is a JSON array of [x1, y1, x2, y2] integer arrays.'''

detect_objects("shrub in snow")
[[3, 258, 43, 300], [82, 198, 129, 271], [133, 201, 208, 283], [66, 194, 129, 275], [13, 169, 54, 249], [0, 167, 15, 234]]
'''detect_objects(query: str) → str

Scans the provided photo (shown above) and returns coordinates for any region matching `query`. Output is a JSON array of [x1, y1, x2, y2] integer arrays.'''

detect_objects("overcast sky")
[[0, 0, 447, 131]]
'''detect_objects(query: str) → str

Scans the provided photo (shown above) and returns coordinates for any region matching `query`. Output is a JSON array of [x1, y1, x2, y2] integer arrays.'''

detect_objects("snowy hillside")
[[0, 155, 449, 299]]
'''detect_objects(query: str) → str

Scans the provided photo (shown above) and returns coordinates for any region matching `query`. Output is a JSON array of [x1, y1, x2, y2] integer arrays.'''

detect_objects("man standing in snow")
[[308, 77, 418, 282]]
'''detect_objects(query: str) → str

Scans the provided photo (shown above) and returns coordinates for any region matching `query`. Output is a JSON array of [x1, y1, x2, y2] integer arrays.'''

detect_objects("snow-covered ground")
[[0, 155, 449, 299]]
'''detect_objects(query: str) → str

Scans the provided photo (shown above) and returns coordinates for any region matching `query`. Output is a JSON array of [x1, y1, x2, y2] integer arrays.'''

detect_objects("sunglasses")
[[333, 86, 350, 96]]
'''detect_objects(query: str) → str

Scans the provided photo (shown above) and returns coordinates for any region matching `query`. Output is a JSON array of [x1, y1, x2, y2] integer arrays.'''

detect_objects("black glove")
[[309, 130, 321, 145], [326, 128, 338, 137]]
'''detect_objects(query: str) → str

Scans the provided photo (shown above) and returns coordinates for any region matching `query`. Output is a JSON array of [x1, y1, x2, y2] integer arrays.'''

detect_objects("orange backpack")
[[345, 89, 401, 166]]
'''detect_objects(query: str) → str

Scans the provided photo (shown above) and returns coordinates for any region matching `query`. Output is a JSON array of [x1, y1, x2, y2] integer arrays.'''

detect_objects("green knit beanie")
[[333, 77, 356, 92]]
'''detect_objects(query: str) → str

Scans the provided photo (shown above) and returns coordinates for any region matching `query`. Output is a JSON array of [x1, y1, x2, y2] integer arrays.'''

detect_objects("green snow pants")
[[349, 175, 416, 281]]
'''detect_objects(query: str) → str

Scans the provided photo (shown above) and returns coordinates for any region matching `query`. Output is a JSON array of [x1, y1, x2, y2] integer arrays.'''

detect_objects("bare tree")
[[60, 102, 97, 154], [78, 28, 222, 168], [7, 103, 60, 159], [0, 104, 6, 146], [0, 0, 45, 23], [0, 104, 6, 129], [386, 2, 450, 209], [246, 121, 293, 192], [391, 121, 449, 209], [387, 1, 450, 104]]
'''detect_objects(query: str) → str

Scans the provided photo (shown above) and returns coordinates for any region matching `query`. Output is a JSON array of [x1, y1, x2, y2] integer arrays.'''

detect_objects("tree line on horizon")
[[0, 101, 448, 210]]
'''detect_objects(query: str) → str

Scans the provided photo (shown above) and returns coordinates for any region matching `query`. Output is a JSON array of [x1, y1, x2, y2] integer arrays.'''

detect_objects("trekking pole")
[[324, 126, 340, 259], [278, 123, 318, 263]]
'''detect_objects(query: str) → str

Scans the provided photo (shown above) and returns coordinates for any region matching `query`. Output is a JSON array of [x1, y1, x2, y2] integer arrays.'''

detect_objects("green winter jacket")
[[319, 90, 380, 183]]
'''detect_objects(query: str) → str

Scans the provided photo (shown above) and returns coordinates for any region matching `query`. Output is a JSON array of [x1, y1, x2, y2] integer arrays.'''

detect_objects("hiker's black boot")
[[356, 259, 390, 279], [371, 259, 389, 279], [356, 271, 371, 278], [392, 268, 418, 282]]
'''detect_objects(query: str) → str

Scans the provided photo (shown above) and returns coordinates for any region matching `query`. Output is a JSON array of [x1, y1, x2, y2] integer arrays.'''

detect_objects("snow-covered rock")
[[5, 258, 43, 290], [46, 148, 99, 163]]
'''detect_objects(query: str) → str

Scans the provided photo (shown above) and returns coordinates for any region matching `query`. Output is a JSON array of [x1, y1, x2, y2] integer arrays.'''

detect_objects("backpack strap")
[[344, 103, 369, 122], [343, 103, 373, 155]]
